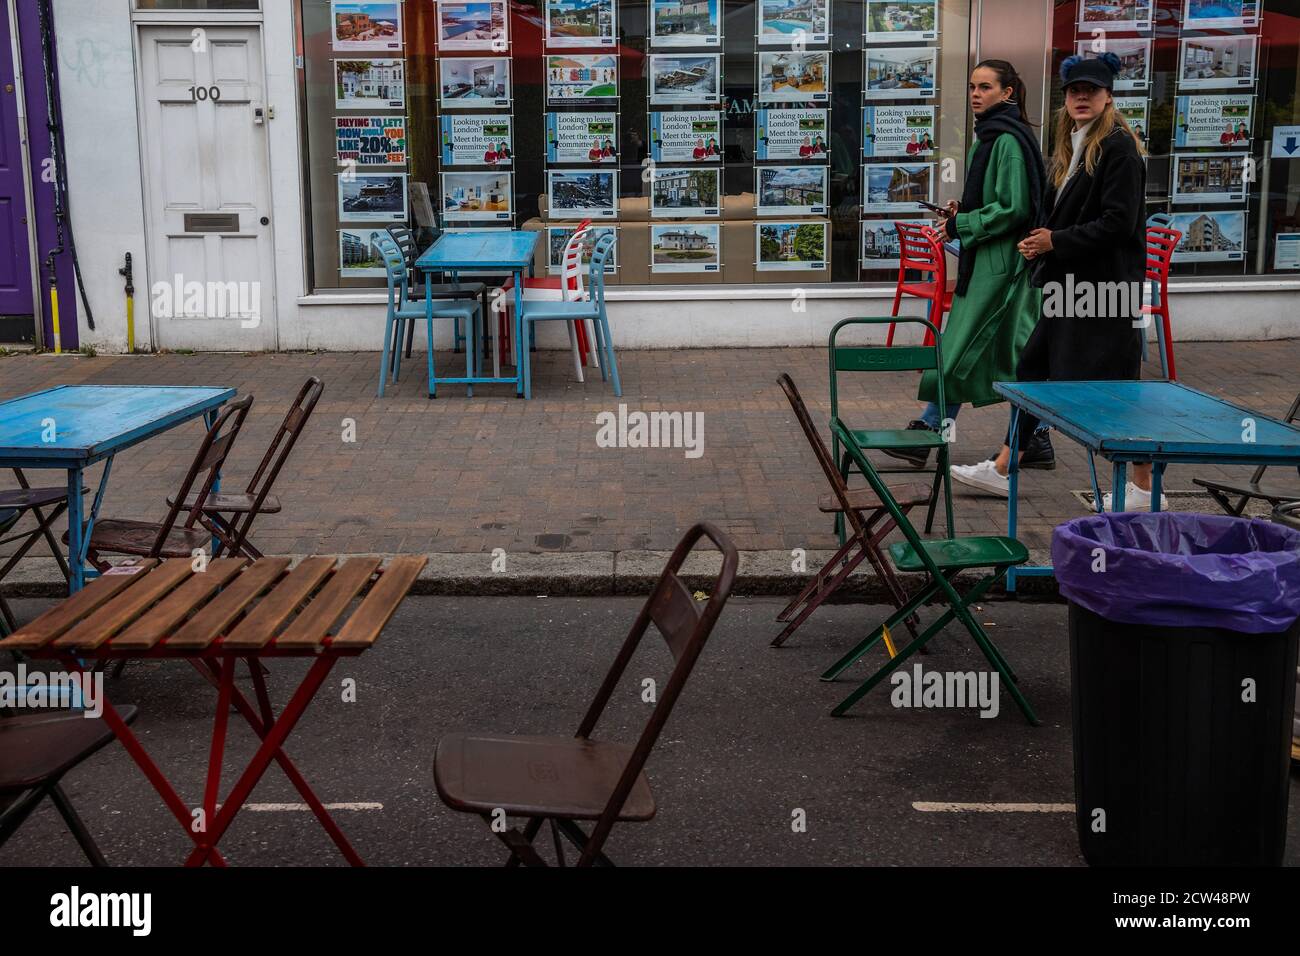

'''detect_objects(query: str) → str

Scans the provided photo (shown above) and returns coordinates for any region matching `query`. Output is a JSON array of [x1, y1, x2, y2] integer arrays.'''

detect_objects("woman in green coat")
[[887, 60, 1049, 468]]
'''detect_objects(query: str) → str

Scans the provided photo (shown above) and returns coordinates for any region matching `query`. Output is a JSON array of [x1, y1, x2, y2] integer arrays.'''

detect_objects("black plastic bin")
[[1052, 511, 1300, 866]]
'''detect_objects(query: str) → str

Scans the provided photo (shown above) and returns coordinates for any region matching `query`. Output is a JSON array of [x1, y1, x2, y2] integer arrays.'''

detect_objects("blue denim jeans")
[[919, 402, 960, 430]]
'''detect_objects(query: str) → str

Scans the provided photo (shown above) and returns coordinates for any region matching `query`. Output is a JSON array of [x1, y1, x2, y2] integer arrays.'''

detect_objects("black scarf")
[[954, 101, 1047, 296]]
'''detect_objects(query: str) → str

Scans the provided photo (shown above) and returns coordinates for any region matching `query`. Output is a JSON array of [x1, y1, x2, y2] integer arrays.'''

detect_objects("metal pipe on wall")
[[6, 0, 44, 345]]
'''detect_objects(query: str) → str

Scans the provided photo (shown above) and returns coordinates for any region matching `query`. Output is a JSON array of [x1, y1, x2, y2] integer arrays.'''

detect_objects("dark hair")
[[974, 58, 1033, 126]]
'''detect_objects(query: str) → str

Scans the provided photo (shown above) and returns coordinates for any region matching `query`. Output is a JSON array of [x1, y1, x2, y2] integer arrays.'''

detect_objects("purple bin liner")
[[1051, 511, 1300, 633]]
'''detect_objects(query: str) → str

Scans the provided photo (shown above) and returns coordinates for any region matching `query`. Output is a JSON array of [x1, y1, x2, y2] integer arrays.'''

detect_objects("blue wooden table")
[[994, 380, 1300, 591], [0, 385, 235, 591], [416, 230, 541, 397]]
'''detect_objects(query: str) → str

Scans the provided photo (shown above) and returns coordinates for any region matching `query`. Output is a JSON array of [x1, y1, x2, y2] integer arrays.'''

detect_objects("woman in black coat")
[[953, 52, 1159, 509]]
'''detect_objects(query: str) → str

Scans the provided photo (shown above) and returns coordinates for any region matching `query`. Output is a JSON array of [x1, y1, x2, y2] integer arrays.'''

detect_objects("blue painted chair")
[[518, 233, 621, 399], [375, 234, 480, 398]]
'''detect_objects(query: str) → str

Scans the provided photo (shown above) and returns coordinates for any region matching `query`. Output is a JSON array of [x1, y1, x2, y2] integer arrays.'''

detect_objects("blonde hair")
[[1049, 97, 1145, 190]]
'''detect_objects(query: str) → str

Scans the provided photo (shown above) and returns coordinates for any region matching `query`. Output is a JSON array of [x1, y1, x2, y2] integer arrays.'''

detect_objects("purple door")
[[0, 11, 34, 319]]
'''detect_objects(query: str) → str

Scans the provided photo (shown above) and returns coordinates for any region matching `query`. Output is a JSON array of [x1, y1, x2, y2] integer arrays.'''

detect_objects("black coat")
[[1018, 125, 1146, 382]]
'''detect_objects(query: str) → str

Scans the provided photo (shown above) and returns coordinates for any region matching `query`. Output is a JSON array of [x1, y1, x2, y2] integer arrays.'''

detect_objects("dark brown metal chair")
[[433, 522, 739, 867], [0, 706, 139, 866], [773, 373, 931, 649], [1192, 391, 1300, 516], [0, 471, 82, 633], [387, 224, 489, 360], [167, 377, 323, 559], [69, 395, 254, 570]]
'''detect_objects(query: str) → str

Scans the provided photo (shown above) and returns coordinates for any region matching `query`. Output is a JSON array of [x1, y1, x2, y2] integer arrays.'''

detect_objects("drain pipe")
[[118, 252, 135, 352]]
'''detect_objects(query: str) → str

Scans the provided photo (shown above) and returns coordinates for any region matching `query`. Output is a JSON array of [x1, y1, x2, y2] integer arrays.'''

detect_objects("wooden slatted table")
[[0, 554, 426, 866]]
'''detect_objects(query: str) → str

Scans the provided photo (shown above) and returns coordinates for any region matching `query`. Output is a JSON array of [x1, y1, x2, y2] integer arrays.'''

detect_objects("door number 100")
[[188, 85, 222, 101]]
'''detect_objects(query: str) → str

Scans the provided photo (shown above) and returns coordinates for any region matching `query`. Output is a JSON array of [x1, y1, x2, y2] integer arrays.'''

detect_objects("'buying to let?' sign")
[[336, 116, 408, 165]]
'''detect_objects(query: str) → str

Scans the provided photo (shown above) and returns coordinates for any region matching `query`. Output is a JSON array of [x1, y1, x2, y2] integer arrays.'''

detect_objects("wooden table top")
[[0, 555, 426, 657]]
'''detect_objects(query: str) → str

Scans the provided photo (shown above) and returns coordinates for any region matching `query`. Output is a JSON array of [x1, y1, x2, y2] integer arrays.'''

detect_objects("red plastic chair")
[[1143, 225, 1182, 380], [498, 219, 594, 370], [887, 222, 954, 347]]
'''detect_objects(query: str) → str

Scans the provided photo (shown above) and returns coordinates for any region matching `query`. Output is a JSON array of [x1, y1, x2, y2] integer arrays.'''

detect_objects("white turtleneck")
[[1065, 118, 1097, 184]]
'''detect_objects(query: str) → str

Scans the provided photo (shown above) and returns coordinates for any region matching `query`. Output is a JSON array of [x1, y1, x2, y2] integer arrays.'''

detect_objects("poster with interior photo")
[[1177, 36, 1258, 91], [331, 1, 404, 52], [756, 165, 827, 217], [339, 227, 391, 278], [861, 218, 927, 269], [862, 162, 935, 213], [1114, 96, 1149, 147], [757, 51, 829, 103], [755, 108, 828, 160], [650, 0, 721, 48], [1182, 0, 1259, 31], [547, 225, 618, 274], [546, 112, 618, 164], [756, 221, 827, 271], [548, 170, 619, 218], [1174, 94, 1253, 148], [546, 55, 619, 103], [649, 111, 722, 162], [1170, 152, 1248, 205], [1076, 0, 1153, 32], [1169, 210, 1245, 262], [648, 54, 722, 105], [338, 172, 407, 222], [335, 116, 407, 165], [1073, 39, 1150, 92], [651, 224, 721, 273], [862, 47, 937, 100], [439, 57, 512, 108], [441, 171, 514, 221], [436, 0, 509, 51], [864, 0, 938, 43], [757, 0, 830, 46], [545, 0, 617, 48], [334, 59, 405, 110], [650, 166, 721, 217], [440, 114, 513, 166], [862, 105, 936, 157]]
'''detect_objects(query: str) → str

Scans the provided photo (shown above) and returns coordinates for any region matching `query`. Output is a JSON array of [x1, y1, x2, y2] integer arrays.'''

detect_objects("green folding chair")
[[823, 418, 1039, 725], [829, 317, 953, 541]]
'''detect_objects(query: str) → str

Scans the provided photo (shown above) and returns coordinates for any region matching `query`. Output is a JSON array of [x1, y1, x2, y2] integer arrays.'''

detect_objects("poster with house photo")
[[548, 170, 619, 218], [331, 1, 404, 52], [1177, 36, 1258, 91], [757, 52, 829, 103], [756, 221, 827, 271], [650, 167, 721, 217], [441, 171, 514, 221], [756, 165, 827, 217], [547, 225, 618, 274], [436, 0, 509, 51], [650, 0, 721, 47], [1077, 0, 1153, 32], [757, 0, 830, 46], [335, 59, 405, 110], [651, 224, 721, 273], [864, 0, 938, 43], [1182, 0, 1259, 31], [862, 105, 936, 157], [339, 227, 391, 278], [648, 54, 722, 105], [861, 218, 927, 269], [338, 172, 407, 222], [863, 47, 937, 100], [862, 163, 935, 213], [545, 0, 617, 48], [439, 57, 512, 108], [1170, 152, 1248, 205], [440, 114, 513, 166], [1169, 210, 1246, 262], [1073, 39, 1150, 92], [546, 55, 619, 104]]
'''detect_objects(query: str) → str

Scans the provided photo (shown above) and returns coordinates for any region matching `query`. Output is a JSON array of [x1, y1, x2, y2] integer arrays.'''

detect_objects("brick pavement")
[[1, 340, 1296, 559]]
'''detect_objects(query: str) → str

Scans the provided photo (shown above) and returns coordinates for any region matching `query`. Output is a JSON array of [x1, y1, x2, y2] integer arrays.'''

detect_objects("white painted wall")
[[54, 0, 149, 352]]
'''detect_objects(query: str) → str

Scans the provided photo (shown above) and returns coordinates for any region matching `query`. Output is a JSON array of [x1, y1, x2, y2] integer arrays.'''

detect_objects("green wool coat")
[[918, 134, 1042, 408]]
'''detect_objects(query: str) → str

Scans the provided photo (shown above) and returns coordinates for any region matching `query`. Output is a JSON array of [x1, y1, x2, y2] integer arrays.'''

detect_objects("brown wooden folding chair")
[[168, 377, 323, 559], [70, 395, 254, 571], [433, 522, 739, 867], [0, 706, 139, 866], [0, 471, 83, 633], [1193, 390, 1300, 516], [772, 373, 931, 649]]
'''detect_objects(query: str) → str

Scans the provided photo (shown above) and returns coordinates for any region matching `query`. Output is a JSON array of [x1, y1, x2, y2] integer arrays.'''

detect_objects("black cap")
[[1059, 52, 1120, 91]]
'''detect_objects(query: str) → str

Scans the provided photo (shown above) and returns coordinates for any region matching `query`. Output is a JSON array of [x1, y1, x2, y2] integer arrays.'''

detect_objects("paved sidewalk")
[[0, 341, 1295, 586]]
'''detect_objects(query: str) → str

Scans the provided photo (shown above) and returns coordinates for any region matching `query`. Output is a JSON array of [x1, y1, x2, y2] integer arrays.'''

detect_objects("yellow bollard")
[[49, 284, 61, 354], [126, 294, 135, 353]]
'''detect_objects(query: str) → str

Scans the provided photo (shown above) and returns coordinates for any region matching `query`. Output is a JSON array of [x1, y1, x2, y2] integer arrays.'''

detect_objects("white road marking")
[[240, 802, 383, 812], [912, 802, 1074, 813]]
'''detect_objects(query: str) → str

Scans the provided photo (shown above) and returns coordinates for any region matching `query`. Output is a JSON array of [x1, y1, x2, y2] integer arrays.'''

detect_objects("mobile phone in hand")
[[915, 200, 947, 214]]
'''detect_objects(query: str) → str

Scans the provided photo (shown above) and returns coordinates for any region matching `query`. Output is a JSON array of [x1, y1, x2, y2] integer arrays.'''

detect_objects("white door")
[[137, 24, 276, 350]]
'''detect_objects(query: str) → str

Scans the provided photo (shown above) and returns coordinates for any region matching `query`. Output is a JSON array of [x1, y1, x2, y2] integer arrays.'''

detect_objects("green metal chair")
[[829, 316, 953, 538], [823, 418, 1038, 724]]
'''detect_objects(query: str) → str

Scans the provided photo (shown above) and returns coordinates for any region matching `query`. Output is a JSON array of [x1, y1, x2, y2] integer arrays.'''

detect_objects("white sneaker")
[[1100, 481, 1170, 512], [950, 459, 1010, 498]]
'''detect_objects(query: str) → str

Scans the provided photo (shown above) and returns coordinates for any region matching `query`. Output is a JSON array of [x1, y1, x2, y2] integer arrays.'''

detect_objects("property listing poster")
[[649, 111, 723, 162], [335, 116, 407, 165], [1174, 94, 1254, 148], [1115, 96, 1149, 147], [862, 105, 936, 157], [440, 114, 514, 166], [754, 108, 828, 160], [546, 112, 619, 164]]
